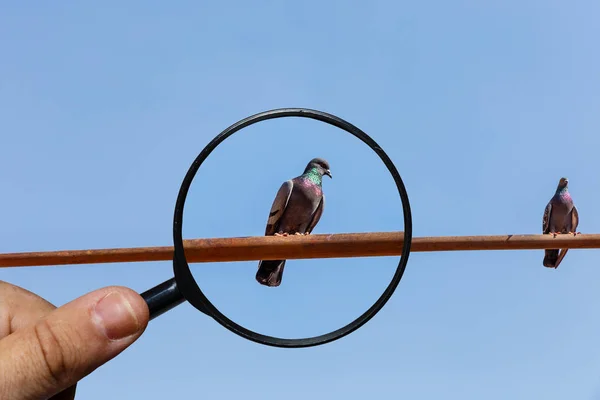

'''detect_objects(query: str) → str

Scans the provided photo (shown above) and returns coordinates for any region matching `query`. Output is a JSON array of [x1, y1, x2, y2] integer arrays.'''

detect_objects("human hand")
[[0, 281, 149, 399]]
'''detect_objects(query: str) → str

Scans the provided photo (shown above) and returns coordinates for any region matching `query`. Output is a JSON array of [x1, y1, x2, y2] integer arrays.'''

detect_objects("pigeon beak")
[[325, 170, 332, 178]]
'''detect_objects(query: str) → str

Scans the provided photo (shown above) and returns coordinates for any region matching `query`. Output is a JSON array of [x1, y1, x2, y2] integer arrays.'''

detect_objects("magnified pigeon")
[[542, 177, 580, 269], [256, 158, 332, 287]]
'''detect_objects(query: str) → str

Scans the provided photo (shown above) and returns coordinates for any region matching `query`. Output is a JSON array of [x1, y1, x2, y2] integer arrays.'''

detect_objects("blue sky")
[[1, 1, 600, 398]]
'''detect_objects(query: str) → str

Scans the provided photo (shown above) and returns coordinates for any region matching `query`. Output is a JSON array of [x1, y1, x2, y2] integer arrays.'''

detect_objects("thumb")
[[0, 286, 149, 400]]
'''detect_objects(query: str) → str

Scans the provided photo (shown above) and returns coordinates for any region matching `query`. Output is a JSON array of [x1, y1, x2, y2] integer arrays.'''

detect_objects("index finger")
[[0, 281, 77, 400], [0, 280, 57, 336]]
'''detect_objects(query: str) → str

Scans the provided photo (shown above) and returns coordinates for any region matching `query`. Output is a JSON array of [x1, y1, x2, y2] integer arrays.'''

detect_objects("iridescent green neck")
[[303, 168, 322, 185], [556, 186, 568, 195]]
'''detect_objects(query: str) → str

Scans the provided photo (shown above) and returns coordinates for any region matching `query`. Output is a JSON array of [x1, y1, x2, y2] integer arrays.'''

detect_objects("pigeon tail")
[[256, 260, 286, 287], [543, 249, 559, 268]]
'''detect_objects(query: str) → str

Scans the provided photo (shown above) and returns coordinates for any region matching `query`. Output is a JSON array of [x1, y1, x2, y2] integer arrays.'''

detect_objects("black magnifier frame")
[[140, 107, 413, 348]]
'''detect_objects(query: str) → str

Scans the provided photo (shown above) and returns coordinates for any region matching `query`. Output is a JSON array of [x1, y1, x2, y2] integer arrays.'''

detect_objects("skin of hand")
[[0, 280, 150, 400]]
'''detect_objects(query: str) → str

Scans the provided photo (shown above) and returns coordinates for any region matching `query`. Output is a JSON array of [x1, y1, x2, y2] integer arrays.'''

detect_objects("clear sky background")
[[1, 1, 600, 399]]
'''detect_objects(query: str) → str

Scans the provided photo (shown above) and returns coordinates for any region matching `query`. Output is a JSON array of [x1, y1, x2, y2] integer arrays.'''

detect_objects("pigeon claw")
[[274, 232, 290, 237], [294, 232, 304, 236], [549, 231, 561, 238], [568, 231, 581, 236]]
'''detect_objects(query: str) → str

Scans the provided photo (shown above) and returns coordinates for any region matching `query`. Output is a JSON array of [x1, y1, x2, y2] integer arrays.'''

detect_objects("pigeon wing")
[[571, 205, 579, 232], [542, 201, 552, 234], [264, 180, 293, 236], [305, 195, 325, 234]]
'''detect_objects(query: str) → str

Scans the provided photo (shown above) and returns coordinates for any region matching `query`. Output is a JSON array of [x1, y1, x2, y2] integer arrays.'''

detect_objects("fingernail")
[[92, 292, 140, 340]]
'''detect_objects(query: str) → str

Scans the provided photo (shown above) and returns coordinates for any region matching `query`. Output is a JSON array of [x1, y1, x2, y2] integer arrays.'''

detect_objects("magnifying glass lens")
[[182, 118, 404, 339]]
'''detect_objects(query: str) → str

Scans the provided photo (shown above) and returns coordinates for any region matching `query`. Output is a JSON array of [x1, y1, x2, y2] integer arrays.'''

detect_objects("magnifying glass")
[[140, 108, 412, 348]]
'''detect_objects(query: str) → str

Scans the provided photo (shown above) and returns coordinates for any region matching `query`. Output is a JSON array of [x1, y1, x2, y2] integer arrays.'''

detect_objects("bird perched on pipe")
[[542, 177, 580, 269], [256, 158, 332, 287]]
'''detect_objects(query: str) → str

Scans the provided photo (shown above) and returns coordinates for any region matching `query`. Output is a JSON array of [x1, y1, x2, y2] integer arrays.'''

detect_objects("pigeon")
[[542, 177, 580, 269], [256, 158, 332, 287]]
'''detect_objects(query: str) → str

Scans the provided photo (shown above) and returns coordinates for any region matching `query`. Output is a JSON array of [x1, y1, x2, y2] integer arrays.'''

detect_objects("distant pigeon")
[[256, 158, 332, 287], [542, 177, 580, 269]]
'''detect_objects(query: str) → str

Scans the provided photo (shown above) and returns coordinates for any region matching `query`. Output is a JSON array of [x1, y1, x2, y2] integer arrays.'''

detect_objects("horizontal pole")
[[0, 232, 596, 268]]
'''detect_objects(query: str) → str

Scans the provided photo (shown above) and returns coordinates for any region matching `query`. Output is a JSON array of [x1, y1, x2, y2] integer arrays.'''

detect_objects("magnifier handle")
[[141, 278, 186, 320]]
